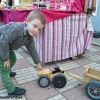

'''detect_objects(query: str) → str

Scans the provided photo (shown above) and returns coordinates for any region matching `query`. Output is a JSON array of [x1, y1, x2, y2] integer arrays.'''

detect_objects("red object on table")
[[0, 0, 85, 24]]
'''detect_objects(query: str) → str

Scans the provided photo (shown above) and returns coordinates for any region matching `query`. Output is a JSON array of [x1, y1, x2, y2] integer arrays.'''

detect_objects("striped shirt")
[[0, 22, 40, 64]]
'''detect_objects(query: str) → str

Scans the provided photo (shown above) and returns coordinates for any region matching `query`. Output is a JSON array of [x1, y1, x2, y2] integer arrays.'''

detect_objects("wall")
[[91, 0, 100, 32]]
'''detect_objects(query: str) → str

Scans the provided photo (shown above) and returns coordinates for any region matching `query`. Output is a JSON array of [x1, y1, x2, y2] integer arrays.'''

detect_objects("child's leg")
[[0, 51, 16, 93], [9, 51, 17, 72]]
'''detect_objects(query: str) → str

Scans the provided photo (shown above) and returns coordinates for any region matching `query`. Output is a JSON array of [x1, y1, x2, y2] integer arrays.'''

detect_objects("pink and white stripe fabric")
[[0, 12, 94, 63], [32, 13, 94, 63]]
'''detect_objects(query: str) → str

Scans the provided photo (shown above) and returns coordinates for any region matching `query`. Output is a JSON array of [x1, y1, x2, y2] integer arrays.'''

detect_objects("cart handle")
[[68, 72, 84, 83]]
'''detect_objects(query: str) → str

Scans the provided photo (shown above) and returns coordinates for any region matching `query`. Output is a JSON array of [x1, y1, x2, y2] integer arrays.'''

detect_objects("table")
[[0, 8, 94, 63], [23, 13, 93, 63]]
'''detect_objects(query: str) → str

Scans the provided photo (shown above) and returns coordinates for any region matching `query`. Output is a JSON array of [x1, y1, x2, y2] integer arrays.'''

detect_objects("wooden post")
[[92, 0, 97, 8], [21, 0, 31, 3], [92, 0, 97, 12], [84, 0, 89, 12]]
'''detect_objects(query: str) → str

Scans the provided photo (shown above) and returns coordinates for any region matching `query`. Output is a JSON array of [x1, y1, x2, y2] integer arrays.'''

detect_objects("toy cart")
[[68, 66, 100, 100], [38, 66, 67, 88]]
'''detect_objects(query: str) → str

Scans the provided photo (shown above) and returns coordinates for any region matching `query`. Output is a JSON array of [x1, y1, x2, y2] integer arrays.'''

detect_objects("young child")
[[0, 10, 46, 95]]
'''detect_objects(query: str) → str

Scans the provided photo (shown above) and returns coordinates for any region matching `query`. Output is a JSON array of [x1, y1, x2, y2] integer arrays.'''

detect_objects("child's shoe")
[[8, 87, 26, 95], [10, 72, 16, 77]]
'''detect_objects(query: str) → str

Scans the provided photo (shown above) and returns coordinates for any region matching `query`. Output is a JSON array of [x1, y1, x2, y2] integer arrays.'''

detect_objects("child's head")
[[26, 10, 46, 37]]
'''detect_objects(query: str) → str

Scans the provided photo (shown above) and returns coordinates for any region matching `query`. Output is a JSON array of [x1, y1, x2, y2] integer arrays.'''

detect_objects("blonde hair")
[[28, 10, 46, 25]]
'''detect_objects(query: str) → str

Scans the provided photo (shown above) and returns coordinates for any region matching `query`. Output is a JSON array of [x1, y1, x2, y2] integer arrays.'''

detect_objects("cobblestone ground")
[[0, 44, 100, 100]]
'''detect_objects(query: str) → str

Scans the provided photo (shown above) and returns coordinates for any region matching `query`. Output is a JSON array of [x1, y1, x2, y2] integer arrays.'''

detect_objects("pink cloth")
[[40, 10, 72, 22], [73, 0, 85, 12], [0, 10, 9, 24], [0, 0, 85, 24]]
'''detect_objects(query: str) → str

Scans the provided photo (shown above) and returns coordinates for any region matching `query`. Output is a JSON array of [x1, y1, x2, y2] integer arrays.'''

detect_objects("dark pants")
[[8, 0, 13, 6], [0, 51, 16, 93]]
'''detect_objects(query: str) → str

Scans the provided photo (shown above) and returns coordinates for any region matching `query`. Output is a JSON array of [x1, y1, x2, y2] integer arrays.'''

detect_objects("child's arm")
[[25, 39, 44, 70]]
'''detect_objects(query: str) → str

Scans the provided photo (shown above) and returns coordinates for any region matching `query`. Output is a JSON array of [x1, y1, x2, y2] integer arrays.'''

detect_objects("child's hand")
[[4, 59, 10, 68], [37, 63, 44, 70]]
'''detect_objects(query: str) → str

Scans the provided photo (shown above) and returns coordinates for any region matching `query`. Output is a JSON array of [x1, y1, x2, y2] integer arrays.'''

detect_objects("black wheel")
[[52, 74, 67, 88], [38, 76, 50, 88], [86, 80, 100, 100]]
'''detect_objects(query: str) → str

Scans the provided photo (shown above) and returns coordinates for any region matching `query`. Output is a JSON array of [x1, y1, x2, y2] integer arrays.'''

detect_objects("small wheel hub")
[[40, 78, 48, 86], [93, 89, 97, 94], [58, 81, 61, 84]]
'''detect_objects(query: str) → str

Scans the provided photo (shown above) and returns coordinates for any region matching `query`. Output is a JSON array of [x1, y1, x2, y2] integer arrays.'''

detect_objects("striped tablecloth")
[[23, 13, 94, 63]]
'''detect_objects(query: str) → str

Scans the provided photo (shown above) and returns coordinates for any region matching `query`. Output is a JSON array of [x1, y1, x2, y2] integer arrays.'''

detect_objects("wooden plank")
[[68, 72, 84, 83], [38, 69, 50, 76], [85, 73, 100, 81], [84, 66, 89, 74]]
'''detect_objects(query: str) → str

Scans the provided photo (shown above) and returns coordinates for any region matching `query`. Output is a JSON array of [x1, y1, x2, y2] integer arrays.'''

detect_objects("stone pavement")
[[0, 38, 100, 100]]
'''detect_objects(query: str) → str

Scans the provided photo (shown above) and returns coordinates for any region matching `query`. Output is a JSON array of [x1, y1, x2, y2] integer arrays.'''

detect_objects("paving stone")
[[26, 58, 36, 66], [89, 46, 98, 52], [72, 56, 93, 66], [34, 76, 38, 80], [55, 61, 80, 71], [20, 68, 27, 71], [61, 99, 67, 100], [15, 74, 23, 78], [75, 94, 92, 100], [66, 81, 71, 85], [24, 75, 33, 78], [47, 98, 54, 100], [0, 93, 8, 97], [63, 84, 90, 100], [73, 81, 82, 86], [20, 81, 59, 100], [15, 52, 24, 59], [18, 48, 25, 52], [91, 45, 100, 50], [26, 78, 35, 82], [67, 84, 75, 90], [94, 51, 100, 56], [12, 58, 32, 70], [51, 94, 66, 100], [83, 62, 100, 70], [84, 52, 100, 61], [15, 77, 25, 81], [54, 60, 70, 65], [0, 85, 5, 90], [58, 87, 68, 93], [18, 80, 27, 84], [14, 67, 38, 84], [20, 51, 31, 58], [0, 89, 7, 94]]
